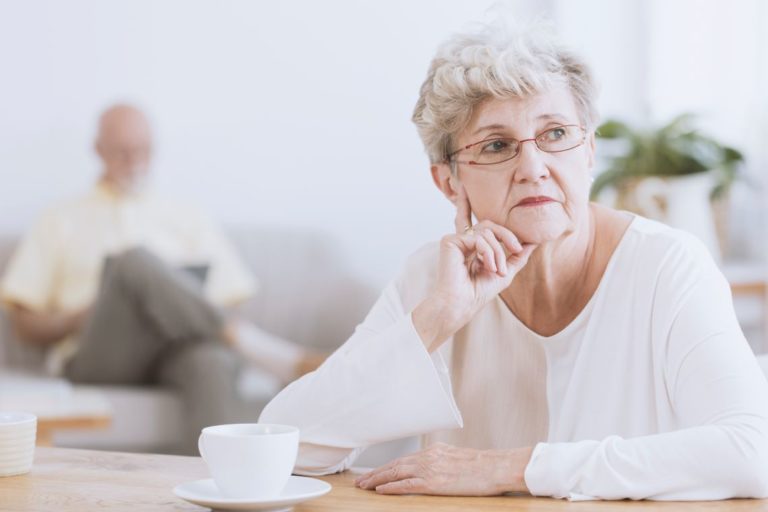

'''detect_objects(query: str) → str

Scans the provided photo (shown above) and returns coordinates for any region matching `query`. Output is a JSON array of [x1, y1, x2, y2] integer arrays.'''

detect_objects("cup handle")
[[198, 434, 207, 460]]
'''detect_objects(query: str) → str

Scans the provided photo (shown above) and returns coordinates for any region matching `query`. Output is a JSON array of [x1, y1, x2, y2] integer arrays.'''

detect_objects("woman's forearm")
[[525, 425, 768, 500], [259, 283, 463, 475], [412, 295, 467, 353]]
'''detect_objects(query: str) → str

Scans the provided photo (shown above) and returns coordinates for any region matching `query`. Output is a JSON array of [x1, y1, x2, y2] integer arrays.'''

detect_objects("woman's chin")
[[503, 205, 572, 245], [507, 221, 567, 245]]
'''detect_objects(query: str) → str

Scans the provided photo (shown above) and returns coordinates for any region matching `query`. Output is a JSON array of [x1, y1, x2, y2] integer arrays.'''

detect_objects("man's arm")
[[7, 302, 89, 346]]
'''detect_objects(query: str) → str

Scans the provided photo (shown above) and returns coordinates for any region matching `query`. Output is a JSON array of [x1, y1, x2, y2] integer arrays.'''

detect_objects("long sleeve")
[[258, 280, 463, 475], [524, 237, 768, 500]]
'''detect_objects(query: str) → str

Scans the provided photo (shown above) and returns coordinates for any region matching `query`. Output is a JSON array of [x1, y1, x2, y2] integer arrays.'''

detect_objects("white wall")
[[645, 0, 768, 258], [555, 0, 649, 123], [1, 0, 765, 286], [0, 0, 505, 286]]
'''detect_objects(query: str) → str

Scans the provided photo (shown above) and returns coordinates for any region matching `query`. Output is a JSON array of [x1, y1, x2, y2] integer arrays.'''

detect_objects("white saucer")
[[173, 475, 331, 511]]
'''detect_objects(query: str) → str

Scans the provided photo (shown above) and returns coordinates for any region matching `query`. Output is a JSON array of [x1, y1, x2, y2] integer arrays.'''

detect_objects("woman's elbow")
[[733, 430, 768, 498], [741, 448, 768, 498]]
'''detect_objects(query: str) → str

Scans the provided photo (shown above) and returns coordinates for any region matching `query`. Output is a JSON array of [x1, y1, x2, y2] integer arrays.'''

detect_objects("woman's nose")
[[512, 141, 550, 184]]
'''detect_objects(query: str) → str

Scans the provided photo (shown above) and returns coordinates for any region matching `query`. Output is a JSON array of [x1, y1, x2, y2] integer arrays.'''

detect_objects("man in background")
[[0, 104, 323, 453]]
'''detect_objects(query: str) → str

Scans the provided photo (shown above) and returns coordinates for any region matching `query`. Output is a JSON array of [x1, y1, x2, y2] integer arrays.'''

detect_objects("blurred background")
[[1, 0, 763, 282], [0, 0, 767, 453]]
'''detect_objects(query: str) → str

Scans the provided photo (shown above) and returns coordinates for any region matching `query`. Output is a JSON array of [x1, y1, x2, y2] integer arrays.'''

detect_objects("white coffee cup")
[[198, 423, 299, 499], [0, 412, 37, 477]]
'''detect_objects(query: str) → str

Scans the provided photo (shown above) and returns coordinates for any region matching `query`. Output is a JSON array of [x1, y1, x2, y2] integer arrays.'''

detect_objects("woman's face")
[[448, 85, 595, 244]]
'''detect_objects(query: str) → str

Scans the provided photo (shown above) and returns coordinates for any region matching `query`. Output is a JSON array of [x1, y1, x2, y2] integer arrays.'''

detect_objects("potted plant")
[[591, 113, 744, 261]]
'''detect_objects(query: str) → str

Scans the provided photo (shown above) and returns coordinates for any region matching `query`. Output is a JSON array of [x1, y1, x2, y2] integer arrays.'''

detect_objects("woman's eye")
[[480, 140, 510, 153], [544, 127, 566, 141]]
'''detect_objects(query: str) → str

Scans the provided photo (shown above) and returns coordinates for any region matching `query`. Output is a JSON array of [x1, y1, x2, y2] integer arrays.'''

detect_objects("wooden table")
[[34, 386, 112, 447], [724, 261, 768, 351], [0, 374, 113, 446], [36, 413, 112, 447], [27, 388, 112, 447], [1, 447, 767, 511]]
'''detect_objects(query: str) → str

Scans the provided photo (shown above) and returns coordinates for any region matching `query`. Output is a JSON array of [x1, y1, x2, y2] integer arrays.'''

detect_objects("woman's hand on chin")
[[353, 443, 534, 496], [413, 185, 537, 352]]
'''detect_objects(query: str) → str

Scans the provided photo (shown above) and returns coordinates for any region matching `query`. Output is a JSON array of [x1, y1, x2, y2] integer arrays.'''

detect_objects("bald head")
[[95, 104, 153, 195]]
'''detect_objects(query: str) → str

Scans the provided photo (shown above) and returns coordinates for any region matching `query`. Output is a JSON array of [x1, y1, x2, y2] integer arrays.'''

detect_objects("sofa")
[[0, 225, 399, 458]]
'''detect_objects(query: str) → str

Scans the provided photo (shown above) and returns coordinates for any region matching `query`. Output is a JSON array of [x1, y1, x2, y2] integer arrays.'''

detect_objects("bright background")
[[1, 0, 767, 286]]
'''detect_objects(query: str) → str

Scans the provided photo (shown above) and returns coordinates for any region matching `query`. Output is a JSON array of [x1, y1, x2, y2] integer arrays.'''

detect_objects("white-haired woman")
[[260, 23, 768, 500]]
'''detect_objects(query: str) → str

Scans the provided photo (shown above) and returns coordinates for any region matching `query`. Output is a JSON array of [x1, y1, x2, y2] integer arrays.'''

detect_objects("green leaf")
[[596, 120, 632, 139], [594, 113, 744, 197], [591, 167, 628, 200]]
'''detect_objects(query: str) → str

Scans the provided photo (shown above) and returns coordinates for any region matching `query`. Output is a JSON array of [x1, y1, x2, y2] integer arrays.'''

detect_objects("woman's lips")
[[515, 196, 556, 207]]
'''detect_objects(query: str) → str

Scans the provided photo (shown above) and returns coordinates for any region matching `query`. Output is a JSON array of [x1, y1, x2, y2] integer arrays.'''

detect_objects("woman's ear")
[[430, 163, 460, 204]]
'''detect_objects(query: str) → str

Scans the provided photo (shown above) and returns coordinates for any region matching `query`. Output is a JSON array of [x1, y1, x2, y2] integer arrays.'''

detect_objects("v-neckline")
[[495, 214, 638, 341]]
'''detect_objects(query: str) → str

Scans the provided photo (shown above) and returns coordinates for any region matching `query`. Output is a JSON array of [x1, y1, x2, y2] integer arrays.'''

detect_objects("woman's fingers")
[[474, 235, 496, 273], [356, 464, 421, 491], [375, 477, 428, 495], [450, 228, 528, 278], [474, 220, 523, 254], [453, 183, 473, 234], [354, 455, 417, 486], [479, 228, 507, 275], [446, 216, 535, 280], [508, 243, 538, 269], [449, 183, 525, 271]]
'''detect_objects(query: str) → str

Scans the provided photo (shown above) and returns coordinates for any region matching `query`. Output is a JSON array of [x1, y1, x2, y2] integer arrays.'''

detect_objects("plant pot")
[[615, 172, 722, 262]]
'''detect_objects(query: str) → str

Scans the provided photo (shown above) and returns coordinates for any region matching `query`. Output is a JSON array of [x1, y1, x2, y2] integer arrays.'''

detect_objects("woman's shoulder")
[[616, 214, 722, 291], [624, 215, 715, 264]]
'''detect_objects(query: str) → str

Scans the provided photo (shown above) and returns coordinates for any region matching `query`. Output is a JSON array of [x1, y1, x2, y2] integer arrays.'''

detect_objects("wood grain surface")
[[0, 447, 766, 511]]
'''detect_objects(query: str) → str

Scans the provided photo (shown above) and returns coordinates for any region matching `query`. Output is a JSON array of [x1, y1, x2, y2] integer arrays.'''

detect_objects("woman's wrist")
[[489, 446, 534, 494], [412, 295, 469, 352]]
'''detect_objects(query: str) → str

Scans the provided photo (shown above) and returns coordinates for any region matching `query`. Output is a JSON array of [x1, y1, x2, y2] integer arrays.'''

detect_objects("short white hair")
[[412, 20, 599, 164]]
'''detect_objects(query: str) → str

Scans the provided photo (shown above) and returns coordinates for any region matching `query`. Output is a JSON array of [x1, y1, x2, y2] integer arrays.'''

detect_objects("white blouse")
[[260, 216, 768, 500]]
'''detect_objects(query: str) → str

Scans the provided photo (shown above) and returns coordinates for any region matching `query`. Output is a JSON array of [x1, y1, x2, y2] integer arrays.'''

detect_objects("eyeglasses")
[[446, 124, 587, 167]]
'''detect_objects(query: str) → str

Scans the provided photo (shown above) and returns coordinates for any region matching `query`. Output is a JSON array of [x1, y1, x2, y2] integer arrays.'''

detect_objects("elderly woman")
[[260, 23, 768, 500]]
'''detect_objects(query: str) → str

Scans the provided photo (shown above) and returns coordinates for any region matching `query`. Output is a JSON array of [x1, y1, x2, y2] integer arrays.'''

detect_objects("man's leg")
[[65, 248, 223, 385], [230, 320, 328, 384], [156, 341, 264, 454]]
